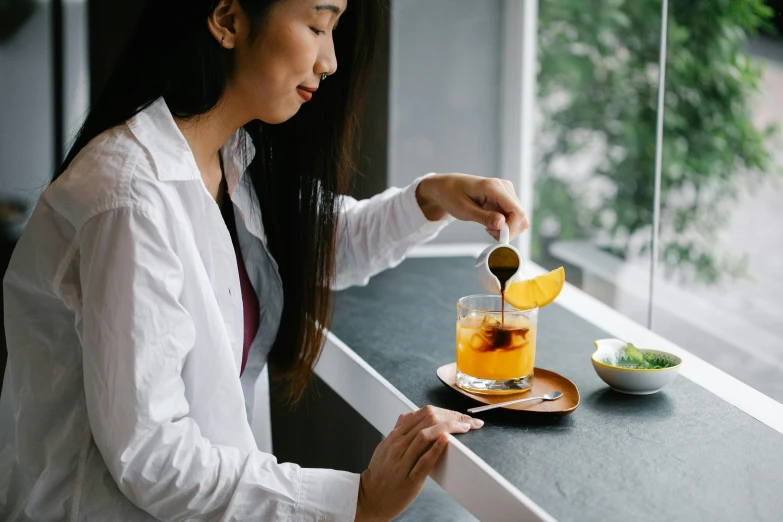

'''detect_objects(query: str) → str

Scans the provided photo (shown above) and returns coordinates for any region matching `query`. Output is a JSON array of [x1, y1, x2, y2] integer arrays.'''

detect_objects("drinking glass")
[[456, 295, 538, 394]]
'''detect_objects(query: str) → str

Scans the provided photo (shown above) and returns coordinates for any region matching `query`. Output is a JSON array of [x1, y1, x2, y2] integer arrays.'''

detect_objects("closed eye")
[[310, 26, 326, 36]]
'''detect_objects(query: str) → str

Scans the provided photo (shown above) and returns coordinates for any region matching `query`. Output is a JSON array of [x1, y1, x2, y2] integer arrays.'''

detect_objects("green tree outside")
[[534, 0, 779, 284]]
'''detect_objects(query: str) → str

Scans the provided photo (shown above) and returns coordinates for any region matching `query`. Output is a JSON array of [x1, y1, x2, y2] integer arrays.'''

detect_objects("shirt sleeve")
[[333, 173, 454, 290], [78, 205, 359, 522]]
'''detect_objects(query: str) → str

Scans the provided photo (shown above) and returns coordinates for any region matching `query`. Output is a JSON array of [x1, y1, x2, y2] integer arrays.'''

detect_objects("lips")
[[296, 85, 317, 102]]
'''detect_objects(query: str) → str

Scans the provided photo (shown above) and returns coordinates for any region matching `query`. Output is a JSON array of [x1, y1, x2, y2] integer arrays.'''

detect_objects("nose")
[[315, 34, 338, 79]]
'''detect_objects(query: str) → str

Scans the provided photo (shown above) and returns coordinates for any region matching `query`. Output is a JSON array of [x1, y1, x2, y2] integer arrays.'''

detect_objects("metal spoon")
[[467, 391, 563, 413]]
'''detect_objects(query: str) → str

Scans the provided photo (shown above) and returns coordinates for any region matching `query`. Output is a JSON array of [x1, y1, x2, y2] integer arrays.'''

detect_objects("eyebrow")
[[314, 4, 342, 15]]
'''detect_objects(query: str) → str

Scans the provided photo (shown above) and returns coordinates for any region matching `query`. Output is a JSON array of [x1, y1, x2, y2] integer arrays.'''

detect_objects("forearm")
[[333, 174, 453, 290]]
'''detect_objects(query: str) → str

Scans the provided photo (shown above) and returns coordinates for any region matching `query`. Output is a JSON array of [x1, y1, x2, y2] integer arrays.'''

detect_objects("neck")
[[174, 94, 249, 200]]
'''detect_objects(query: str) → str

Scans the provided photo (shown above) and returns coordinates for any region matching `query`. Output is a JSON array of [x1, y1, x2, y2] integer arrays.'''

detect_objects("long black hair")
[[56, 0, 382, 404]]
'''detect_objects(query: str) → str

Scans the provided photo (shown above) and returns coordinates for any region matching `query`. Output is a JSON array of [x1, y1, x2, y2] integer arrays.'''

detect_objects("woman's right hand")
[[354, 405, 484, 522]]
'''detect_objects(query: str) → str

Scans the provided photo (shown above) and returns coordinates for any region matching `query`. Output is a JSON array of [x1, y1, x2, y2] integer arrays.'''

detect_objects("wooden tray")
[[436, 363, 580, 415]]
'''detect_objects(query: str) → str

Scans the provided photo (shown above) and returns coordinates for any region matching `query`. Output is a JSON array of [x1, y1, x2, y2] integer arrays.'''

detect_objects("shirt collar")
[[220, 125, 256, 196], [127, 97, 255, 192]]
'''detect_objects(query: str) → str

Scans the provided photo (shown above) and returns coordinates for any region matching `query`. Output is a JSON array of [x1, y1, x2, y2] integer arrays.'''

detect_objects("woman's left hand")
[[416, 173, 530, 241]]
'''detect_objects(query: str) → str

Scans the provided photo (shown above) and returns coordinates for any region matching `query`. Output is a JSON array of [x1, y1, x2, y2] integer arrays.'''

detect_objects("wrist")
[[354, 470, 374, 522], [415, 175, 448, 222]]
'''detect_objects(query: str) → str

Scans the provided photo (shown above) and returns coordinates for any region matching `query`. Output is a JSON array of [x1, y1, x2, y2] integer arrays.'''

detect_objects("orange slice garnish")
[[504, 267, 565, 310]]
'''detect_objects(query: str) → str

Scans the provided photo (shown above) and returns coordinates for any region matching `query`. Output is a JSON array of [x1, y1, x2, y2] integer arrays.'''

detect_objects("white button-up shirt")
[[0, 98, 450, 521]]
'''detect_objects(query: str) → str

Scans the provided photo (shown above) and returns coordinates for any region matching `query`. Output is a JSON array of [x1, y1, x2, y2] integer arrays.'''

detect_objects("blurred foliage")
[[534, 0, 779, 284]]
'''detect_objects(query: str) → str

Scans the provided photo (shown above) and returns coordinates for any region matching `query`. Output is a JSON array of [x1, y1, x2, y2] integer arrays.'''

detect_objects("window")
[[533, 0, 783, 404]]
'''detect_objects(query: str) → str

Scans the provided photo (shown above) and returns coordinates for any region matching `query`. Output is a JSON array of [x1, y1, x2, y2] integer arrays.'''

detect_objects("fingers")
[[483, 179, 528, 239], [485, 227, 500, 241], [401, 418, 470, 469], [383, 406, 483, 498], [500, 179, 517, 199], [456, 177, 528, 240], [400, 405, 481, 440], [408, 434, 449, 481], [459, 193, 506, 232]]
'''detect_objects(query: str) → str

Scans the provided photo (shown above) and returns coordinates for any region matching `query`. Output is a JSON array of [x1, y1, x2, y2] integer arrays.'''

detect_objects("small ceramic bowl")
[[591, 338, 683, 395]]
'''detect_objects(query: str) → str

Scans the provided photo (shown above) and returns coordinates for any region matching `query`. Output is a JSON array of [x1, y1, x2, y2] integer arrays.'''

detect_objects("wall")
[[0, 1, 53, 203], [0, 0, 88, 203], [389, 0, 504, 243]]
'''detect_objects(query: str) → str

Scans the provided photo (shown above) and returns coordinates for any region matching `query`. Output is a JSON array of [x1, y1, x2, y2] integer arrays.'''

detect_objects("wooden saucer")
[[436, 363, 580, 415]]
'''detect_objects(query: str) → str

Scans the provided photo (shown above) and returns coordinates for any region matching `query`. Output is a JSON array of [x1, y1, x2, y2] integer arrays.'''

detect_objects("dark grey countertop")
[[331, 257, 783, 522]]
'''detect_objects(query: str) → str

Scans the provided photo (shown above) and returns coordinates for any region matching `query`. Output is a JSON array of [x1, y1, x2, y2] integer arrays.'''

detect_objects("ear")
[[207, 0, 246, 49]]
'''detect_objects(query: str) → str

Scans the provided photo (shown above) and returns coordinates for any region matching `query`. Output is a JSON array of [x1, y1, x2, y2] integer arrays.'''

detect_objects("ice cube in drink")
[[456, 312, 536, 381]]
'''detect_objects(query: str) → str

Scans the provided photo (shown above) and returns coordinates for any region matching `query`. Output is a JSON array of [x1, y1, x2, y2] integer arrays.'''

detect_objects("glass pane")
[[656, 1, 783, 403], [533, 1, 665, 323]]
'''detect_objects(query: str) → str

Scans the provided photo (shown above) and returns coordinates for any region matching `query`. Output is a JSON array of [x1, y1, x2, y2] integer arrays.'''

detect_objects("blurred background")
[[1, 0, 781, 518]]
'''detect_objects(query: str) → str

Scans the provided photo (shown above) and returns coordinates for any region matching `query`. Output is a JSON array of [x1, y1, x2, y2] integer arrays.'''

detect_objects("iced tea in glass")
[[456, 295, 538, 394]]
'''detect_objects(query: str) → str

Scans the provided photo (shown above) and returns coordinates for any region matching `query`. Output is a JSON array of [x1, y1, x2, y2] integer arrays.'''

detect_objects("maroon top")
[[221, 192, 260, 376]]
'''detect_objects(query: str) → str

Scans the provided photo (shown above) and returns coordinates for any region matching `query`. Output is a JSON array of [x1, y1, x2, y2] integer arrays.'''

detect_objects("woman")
[[0, 0, 528, 520]]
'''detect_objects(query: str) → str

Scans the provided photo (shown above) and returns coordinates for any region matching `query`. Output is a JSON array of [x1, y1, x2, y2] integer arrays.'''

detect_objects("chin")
[[258, 102, 301, 125], [261, 113, 295, 125]]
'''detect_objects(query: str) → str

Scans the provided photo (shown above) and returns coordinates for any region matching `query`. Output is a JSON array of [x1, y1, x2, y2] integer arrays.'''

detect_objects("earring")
[[321, 73, 327, 81], [221, 37, 225, 48]]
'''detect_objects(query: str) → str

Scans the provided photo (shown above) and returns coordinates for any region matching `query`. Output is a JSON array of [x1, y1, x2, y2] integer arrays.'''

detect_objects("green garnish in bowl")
[[611, 343, 678, 370], [592, 338, 683, 394]]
